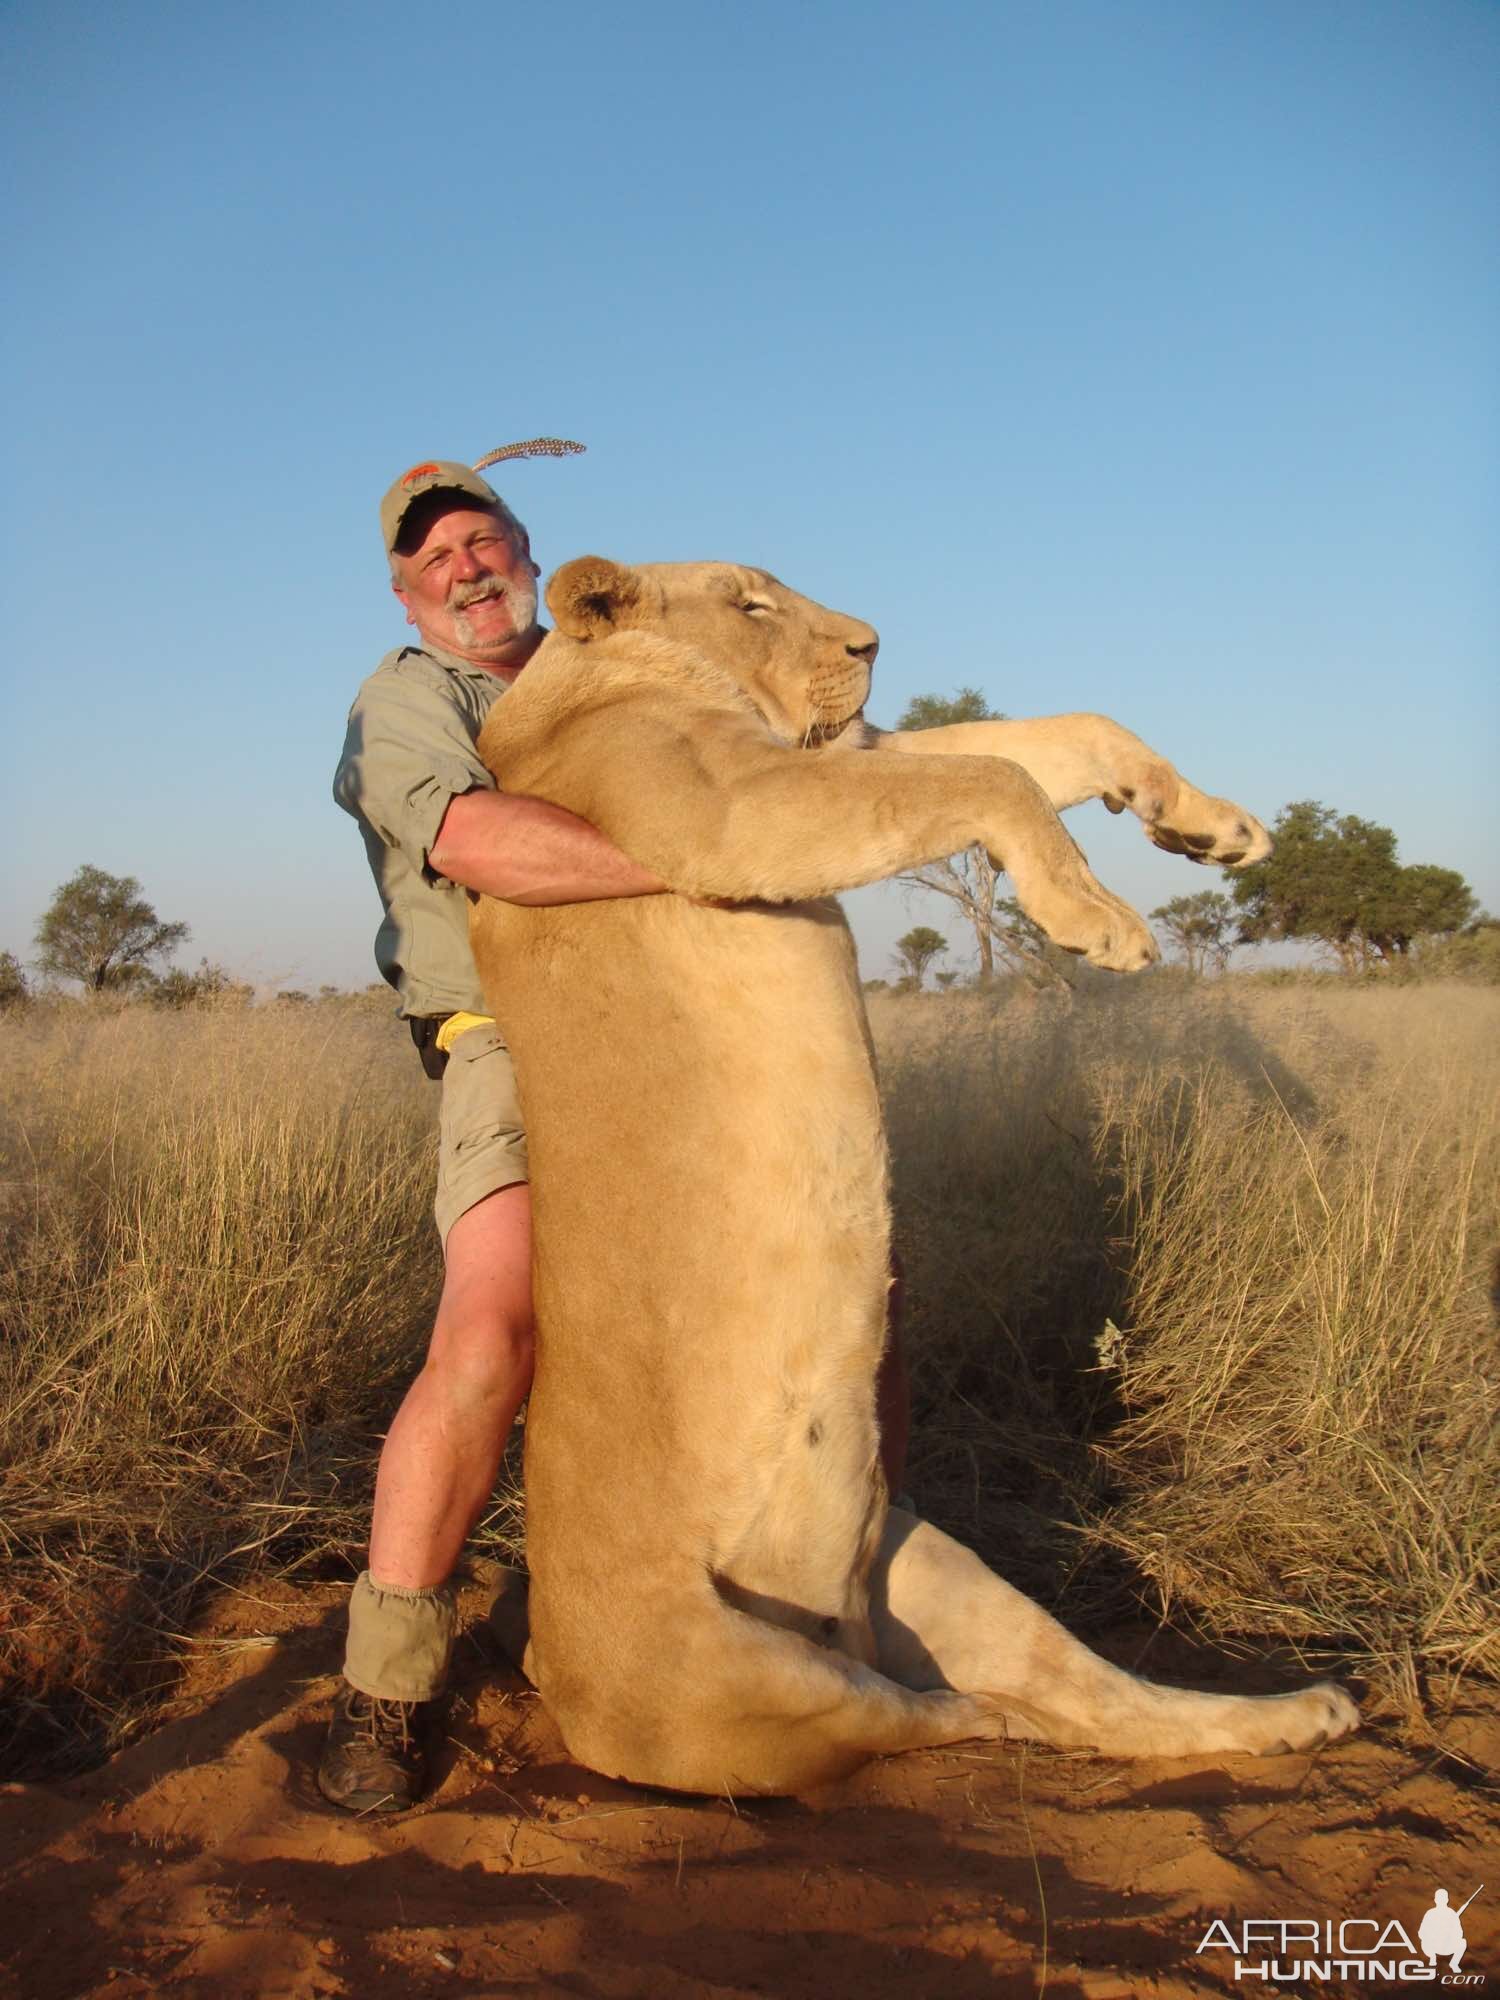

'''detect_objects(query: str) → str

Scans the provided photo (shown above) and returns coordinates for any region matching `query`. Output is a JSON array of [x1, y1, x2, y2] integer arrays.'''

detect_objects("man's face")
[[391, 505, 541, 669]]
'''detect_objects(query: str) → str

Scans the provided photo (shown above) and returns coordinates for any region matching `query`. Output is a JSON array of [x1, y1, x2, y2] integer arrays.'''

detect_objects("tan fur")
[[470, 558, 1357, 1795]]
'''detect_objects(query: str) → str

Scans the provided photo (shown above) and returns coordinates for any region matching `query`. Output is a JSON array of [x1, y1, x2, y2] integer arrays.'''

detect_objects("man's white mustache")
[[449, 580, 511, 610]]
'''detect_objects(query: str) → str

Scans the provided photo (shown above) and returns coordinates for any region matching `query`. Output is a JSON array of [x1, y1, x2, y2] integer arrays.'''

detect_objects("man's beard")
[[448, 573, 538, 652]]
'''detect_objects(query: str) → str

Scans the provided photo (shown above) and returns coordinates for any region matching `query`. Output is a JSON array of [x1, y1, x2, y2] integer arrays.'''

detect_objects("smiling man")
[[323, 461, 665, 1812]]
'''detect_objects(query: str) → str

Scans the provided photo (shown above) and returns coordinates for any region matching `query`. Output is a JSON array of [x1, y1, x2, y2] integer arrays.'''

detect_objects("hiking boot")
[[317, 1683, 433, 1813]]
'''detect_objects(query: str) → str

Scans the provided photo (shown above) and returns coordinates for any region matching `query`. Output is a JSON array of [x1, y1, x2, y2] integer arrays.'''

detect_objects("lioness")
[[470, 557, 1358, 1795]]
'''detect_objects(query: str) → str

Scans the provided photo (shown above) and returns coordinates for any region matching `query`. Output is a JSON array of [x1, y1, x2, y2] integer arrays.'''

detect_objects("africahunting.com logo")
[[1197, 1883, 1485, 1985]]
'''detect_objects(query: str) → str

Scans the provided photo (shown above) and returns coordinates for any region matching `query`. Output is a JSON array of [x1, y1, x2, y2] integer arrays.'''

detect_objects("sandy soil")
[[2, 1573, 1495, 2000]]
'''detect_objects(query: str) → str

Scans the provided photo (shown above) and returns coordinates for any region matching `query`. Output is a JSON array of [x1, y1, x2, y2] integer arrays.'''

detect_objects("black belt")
[[408, 1013, 453, 1081]]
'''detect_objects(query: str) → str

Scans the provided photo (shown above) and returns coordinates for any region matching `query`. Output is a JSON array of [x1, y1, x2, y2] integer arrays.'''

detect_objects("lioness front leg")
[[870, 1510, 1358, 1759], [997, 823, 1155, 973], [875, 716, 1272, 868], [510, 698, 1157, 971]]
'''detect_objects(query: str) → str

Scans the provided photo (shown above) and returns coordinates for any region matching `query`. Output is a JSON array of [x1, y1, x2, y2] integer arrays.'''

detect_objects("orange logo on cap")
[[400, 462, 442, 487]]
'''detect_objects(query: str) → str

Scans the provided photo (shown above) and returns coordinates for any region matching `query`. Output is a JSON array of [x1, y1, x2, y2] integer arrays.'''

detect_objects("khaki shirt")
[[334, 642, 509, 1018]]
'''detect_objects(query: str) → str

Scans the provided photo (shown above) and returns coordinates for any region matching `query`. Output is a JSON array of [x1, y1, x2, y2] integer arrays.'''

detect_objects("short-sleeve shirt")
[[333, 641, 509, 1018]]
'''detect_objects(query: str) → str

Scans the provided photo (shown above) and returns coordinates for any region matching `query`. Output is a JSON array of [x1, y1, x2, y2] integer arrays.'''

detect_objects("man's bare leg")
[[320, 1184, 534, 1811], [369, 1183, 535, 1586]]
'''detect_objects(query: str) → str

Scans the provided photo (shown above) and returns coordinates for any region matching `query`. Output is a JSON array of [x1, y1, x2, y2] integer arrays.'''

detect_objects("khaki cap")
[[379, 460, 511, 554], [380, 439, 585, 554]]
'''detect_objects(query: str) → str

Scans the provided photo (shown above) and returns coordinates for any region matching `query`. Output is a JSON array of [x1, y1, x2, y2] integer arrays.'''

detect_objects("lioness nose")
[[847, 629, 879, 665]]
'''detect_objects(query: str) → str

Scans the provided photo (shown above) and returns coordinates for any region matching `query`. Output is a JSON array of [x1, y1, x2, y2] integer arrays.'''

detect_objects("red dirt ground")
[[2, 1572, 1495, 1999]]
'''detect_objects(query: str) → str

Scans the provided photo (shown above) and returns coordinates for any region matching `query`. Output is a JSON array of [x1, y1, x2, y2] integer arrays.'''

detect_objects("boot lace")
[[350, 1692, 418, 1750]]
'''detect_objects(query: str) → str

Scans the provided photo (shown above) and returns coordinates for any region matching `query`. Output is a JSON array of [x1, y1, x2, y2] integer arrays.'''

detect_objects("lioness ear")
[[546, 557, 647, 640]]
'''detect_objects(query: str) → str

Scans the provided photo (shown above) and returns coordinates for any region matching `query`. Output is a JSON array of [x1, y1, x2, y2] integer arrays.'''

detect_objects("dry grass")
[[0, 997, 522, 1776], [877, 976, 1499, 1713], [2, 976, 1495, 1775]]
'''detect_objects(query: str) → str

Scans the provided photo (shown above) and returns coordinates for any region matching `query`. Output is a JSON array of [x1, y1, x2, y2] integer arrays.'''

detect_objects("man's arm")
[[429, 787, 667, 905]]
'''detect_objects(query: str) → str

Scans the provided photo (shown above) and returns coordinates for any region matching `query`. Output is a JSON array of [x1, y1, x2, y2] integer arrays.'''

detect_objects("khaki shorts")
[[434, 1022, 529, 1244]]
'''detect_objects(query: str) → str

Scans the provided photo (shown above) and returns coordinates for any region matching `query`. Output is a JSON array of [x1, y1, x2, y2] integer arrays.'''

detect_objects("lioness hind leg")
[[486, 1568, 537, 1687], [694, 1628, 1021, 1794], [484, 1569, 1019, 1793], [870, 1510, 1358, 1759], [545, 1602, 1029, 1797]]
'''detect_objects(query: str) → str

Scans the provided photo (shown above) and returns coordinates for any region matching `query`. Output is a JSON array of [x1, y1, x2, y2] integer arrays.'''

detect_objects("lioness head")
[[546, 558, 880, 745]]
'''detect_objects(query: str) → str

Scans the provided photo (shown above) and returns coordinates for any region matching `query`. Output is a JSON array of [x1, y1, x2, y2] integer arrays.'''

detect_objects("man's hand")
[[429, 788, 668, 905]]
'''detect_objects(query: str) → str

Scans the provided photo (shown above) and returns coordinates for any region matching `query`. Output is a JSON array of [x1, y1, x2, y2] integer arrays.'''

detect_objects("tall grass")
[[877, 978, 1499, 1709], [1091, 984, 1497, 1707], [0, 999, 449, 1773], [2, 977, 1495, 1775]]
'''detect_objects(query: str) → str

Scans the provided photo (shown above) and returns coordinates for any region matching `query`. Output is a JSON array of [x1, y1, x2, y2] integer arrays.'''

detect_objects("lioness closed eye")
[[470, 557, 1357, 1795]]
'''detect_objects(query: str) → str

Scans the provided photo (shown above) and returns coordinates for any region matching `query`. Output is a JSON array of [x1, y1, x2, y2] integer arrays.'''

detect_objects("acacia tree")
[[34, 866, 189, 993], [1150, 891, 1236, 974], [1230, 802, 1476, 971], [891, 926, 949, 989], [891, 688, 1025, 984]]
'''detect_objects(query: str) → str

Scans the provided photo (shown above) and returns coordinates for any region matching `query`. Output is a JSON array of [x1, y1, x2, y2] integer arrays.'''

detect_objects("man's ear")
[[391, 576, 416, 628], [546, 557, 650, 639]]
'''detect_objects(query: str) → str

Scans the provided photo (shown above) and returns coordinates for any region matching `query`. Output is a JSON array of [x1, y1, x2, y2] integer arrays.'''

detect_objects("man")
[[325, 459, 911, 1813], [322, 460, 665, 1812]]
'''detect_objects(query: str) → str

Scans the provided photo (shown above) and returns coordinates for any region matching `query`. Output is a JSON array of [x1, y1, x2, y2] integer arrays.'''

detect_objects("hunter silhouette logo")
[[1421, 1889, 1481, 1977], [1197, 1884, 1485, 1984]]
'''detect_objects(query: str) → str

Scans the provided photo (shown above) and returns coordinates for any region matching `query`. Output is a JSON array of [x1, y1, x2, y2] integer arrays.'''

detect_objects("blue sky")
[[4, 0, 1496, 991]]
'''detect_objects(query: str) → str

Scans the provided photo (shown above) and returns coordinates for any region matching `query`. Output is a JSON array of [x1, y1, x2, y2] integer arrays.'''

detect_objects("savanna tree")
[[891, 926, 949, 989], [1150, 891, 1236, 974], [34, 866, 189, 994], [1230, 802, 1476, 971]]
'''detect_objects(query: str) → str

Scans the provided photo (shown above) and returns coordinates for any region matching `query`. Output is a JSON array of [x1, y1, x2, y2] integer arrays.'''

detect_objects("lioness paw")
[[1147, 787, 1272, 870], [1249, 1683, 1360, 1756], [1193, 1682, 1360, 1759], [1032, 882, 1157, 973]]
